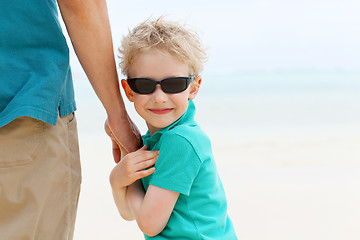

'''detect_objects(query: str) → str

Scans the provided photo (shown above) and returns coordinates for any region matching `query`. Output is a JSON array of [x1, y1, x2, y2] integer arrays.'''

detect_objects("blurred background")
[[59, 0, 360, 239]]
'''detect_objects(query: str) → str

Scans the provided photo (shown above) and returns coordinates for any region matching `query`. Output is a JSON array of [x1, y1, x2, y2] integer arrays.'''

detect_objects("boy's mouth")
[[149, 108, 174, 115]]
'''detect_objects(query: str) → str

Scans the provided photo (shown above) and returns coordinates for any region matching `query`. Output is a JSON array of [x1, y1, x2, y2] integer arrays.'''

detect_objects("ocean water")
[[197, 70, 360, 128], [192, 70, 360, 133]]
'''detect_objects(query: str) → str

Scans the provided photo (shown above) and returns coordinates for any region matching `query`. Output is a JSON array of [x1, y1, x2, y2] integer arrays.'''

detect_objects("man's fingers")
[[112, 140, 121, 163], [105, 119, 131, 156], [105, 116, 142, 154]]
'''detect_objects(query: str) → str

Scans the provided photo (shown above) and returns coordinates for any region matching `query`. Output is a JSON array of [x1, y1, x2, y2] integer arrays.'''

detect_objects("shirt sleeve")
[[149, 133, 201, 196]]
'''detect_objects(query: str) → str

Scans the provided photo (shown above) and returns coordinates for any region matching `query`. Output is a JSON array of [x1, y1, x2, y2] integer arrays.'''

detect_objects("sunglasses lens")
[[162, 78, 188, 93], [128, 79, 155, 94]]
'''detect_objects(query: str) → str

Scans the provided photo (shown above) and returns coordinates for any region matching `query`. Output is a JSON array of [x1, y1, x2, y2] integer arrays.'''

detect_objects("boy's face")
[[122, 49, 201, 135]]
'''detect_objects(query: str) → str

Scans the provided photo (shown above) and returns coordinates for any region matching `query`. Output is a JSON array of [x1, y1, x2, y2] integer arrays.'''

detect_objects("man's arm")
[[57, 0, 142, 157], [57, 0, 142, 219], [127, 181, 180, 237]]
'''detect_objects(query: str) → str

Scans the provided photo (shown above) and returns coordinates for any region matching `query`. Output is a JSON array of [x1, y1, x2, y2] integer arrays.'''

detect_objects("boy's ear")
[[121, 79, 134, 102], [188, 76, 202, 100]]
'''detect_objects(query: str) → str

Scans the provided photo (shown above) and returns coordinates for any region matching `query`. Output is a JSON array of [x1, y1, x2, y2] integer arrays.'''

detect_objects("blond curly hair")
[[118, 17, 207, 77]]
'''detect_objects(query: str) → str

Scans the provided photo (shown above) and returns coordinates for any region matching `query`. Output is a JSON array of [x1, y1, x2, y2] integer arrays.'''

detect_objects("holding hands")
[[105, 115, 142, 163]]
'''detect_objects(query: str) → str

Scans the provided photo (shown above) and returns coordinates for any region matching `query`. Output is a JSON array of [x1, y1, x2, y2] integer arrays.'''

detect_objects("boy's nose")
[[152, 85, 168, 103]]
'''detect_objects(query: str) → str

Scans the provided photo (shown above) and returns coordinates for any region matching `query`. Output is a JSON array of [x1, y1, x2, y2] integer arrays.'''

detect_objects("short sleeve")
[[149, 133, 201, 196]]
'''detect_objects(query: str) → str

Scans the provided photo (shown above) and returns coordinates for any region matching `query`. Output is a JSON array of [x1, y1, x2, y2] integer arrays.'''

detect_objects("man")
[[0, 0, 140, 239]]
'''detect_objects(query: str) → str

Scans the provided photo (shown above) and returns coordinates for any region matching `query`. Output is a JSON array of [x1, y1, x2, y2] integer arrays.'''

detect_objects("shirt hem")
[[0, 105, 76, 128]]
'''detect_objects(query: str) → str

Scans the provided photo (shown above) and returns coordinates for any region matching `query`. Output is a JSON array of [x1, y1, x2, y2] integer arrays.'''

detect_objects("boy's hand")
[[109, 145, 157, 189]]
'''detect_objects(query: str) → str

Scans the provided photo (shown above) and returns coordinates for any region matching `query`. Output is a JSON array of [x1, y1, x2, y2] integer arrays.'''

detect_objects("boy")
[[110, 17, 238, 239]]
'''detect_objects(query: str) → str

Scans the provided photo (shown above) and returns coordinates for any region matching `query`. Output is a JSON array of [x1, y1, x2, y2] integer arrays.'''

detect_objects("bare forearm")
[[111, 186, 134, 221], [127, 180, 146, 215], [58, 0, 142, 154], [127, 182, 173, 237], [57, 0, 125, 117], [127, 181, 159, 236]]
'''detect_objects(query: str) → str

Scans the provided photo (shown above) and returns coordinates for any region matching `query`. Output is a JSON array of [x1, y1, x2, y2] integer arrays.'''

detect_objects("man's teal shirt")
[[0, 0, 76, 127], [142, 100, 237, 239]]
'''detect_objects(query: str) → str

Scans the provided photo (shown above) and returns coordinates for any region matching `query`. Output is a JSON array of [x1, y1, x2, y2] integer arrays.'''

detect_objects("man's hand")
[[105, 113, 142, 163]]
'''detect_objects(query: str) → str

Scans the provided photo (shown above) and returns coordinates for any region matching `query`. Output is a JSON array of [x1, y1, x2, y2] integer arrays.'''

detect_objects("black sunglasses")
[[127, 76, 195, 94]]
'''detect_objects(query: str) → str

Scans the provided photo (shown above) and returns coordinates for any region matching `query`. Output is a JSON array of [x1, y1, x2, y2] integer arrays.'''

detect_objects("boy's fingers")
[[135, 167, 156, 179], [127, 145, 147, 158], [131, 149, 159, 163], [136, 158, 157, 171]]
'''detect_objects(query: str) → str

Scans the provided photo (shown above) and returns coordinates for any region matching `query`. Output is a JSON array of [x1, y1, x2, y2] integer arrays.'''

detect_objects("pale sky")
[[65, 0, 360, 75], [106, 0, 360, 73]]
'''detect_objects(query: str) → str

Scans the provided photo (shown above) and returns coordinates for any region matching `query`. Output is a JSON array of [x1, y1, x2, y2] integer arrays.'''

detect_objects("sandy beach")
[[72, 76, 360, 239]]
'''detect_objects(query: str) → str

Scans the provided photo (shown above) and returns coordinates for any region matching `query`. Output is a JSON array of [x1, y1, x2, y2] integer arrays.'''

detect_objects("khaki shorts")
[[0, 113, 81, 240]]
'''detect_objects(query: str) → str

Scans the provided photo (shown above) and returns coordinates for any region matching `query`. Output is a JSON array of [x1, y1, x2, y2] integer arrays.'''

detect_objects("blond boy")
[[110, 17, 237, 239]]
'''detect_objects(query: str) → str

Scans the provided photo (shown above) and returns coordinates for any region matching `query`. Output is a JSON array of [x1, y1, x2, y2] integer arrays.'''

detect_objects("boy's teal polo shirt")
[[0, 0, 76, 127], [142, 100, 237, 239]]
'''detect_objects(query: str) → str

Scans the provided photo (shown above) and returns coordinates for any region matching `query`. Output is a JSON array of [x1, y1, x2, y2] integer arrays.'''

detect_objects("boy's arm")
[[57, 0, 142, 157], [110, 146, 158, 220], [127, 181, 180, 237], [111, 187, 132, 220]]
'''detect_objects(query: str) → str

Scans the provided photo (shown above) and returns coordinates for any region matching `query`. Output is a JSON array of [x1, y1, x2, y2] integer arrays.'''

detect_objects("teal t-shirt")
[[0, 0, 76, 127], [141, 100, 237, 240]]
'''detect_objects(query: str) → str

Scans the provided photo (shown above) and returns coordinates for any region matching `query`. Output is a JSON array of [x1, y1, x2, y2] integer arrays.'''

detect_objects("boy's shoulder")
[[168, 122, 208, 141], [160, 123, 212, 158]]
